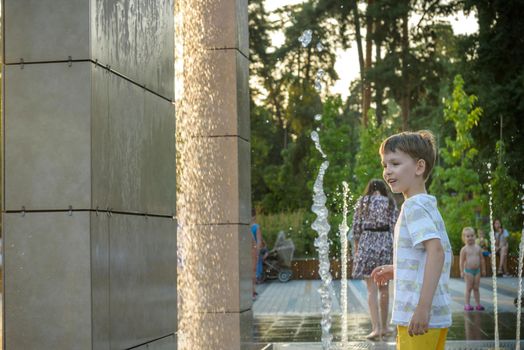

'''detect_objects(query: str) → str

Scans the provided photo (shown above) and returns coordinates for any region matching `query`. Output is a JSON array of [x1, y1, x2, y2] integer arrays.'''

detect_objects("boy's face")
[[381, 150, 425, 195]]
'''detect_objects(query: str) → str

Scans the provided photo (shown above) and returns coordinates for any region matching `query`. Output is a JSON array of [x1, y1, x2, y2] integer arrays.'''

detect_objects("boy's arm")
[[409, 238, 445, 337]]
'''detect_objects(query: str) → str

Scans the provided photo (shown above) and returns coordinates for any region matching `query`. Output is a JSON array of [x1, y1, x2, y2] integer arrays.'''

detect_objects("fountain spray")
[[311, 132, 333, 349], [338, 182, 350, 346], [516, 184, 524, 350], [487, 162, 500, 349]]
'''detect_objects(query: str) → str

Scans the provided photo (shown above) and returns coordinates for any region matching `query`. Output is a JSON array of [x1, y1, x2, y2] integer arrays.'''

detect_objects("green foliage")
[[430, 75, 484, 254], [353, 111, 389, 194], [251, 103, 284, 203], [440, 76, 482, 163], [508, 230, 523, 258], [255, 83, 318, 212], [491, 141, 521, 231]]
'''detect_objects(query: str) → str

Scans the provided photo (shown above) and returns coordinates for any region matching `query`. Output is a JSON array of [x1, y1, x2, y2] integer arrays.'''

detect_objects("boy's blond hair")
[[379, 130, 436, 180], [461, 227, 476, 244]]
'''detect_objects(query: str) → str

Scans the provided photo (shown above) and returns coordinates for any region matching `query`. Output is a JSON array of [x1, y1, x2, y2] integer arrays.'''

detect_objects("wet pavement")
[[269, 340, 524, 349], [253, 277, 523, 345]]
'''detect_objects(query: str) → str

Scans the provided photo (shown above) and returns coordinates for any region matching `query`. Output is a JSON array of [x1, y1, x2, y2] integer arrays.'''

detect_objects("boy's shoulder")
[[404, 193, 436, 205], [402, 194, 438, 215]]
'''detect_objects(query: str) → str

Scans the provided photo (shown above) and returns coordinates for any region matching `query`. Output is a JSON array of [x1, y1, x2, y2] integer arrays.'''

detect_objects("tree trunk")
[[401, 5, 410, 130], [375, 36, 383, 125], [351, 0, 365, 123], [304, 46, 312, 89], [363, 0, 374, 127]]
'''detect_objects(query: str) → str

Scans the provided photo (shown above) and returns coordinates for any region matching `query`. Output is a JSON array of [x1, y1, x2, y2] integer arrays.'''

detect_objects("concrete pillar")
[[201, 0, 252, 348], [175, 0, 252, 349], [2, 1, 176, 349]]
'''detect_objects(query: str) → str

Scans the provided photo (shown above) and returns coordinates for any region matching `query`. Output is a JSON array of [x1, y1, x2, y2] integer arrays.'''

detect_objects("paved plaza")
[[253, 277, 524, 347]]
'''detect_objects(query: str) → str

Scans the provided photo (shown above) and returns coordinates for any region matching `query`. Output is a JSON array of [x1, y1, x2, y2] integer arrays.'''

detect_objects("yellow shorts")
[[397, 326, 448, 350]]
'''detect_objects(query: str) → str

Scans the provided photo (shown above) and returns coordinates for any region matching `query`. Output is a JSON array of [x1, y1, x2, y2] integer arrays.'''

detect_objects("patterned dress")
[[351, 194, 398, 279]]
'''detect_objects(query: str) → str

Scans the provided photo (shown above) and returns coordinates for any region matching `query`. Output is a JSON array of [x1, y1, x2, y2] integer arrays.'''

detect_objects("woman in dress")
[[351, 179, 398, 340]]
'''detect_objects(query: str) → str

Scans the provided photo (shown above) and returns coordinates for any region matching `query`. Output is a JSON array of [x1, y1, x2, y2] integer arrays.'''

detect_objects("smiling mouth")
[[388, 179, 397, 185]]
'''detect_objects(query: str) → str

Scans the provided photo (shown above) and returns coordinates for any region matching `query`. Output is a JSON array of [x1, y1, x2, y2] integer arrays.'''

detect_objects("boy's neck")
[[403, 182, 427, 199]]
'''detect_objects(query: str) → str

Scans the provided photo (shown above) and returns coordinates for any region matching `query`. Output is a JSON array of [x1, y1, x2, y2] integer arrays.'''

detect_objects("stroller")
[[261, 231, 295, 283]]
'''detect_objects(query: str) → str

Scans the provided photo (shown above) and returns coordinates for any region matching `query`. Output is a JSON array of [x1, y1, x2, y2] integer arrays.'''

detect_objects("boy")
[[371, 130, 452, 349]]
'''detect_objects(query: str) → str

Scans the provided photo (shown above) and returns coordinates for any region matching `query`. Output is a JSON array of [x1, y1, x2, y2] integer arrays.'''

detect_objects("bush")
[[257, 209, 349, 259], [508, 230, 523, 257]]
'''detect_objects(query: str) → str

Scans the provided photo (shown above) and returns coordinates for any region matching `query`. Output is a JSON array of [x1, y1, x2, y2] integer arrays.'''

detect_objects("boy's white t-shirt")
[[392, 193, 452, 328]]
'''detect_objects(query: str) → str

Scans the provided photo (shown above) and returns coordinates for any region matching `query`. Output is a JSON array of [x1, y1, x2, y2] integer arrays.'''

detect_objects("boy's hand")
[[371, 265, 393, 286], [460, 272, 464, 278], [408, 306, 430, 336]]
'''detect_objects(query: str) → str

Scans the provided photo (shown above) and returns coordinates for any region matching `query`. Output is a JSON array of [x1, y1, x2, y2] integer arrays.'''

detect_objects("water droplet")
[[316, 69, 325, 79], [311, 131, 320, 143], [315, 114, 322, 121], [316, 42, 325, 52], [315, 80, 322, 92], [298, 29, 313, 48]]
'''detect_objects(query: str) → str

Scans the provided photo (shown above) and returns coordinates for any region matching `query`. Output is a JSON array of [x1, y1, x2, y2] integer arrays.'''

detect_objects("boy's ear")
[[415, 159, 426, 176]]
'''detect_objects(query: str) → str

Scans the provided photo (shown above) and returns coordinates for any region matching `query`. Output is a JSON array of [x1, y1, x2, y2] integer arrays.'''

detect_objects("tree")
[[491, 141, 520, 231], [430, 75, 483, 253], [461, 0, 524, 192], [249, 1, 343, 213], [370, 1, 460, 129], [353, 111, 387, 195]]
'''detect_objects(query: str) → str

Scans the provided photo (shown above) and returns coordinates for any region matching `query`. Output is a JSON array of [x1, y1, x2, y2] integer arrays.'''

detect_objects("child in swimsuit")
[[459, 227, 486, 311]]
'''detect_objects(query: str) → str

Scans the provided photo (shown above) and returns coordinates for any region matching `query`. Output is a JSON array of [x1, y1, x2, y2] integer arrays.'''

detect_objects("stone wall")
[[3, 1, 177, 349]]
